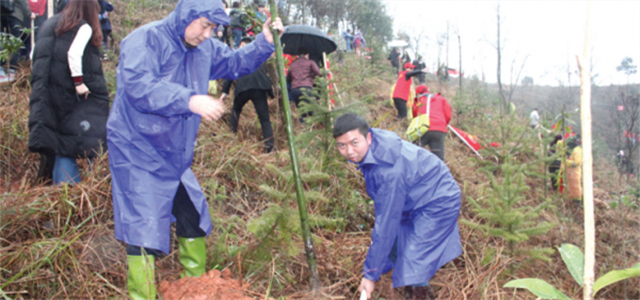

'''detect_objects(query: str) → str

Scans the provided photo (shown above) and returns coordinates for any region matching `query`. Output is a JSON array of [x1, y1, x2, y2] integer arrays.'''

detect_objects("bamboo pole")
[[268, 0, 321, 292], [576, 2, 594, 299]]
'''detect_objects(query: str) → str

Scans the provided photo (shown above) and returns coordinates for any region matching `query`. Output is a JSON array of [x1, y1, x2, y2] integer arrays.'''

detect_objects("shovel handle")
[[359, 291, 367, 300]]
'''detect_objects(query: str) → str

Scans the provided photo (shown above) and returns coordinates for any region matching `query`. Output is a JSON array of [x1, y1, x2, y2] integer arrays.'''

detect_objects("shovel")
[[359, 291, 367, 300]]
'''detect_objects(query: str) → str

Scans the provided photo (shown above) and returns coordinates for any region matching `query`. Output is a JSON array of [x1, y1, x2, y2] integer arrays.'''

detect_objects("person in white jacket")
[[530, 108, 540, 129]]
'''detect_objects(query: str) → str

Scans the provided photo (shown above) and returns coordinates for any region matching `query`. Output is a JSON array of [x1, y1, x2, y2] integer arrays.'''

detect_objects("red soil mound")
[[159, 269, 252, 300]]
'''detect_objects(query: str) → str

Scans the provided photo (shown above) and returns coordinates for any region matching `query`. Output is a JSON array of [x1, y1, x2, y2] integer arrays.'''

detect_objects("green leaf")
[[558, 244, 584, 286], [593, 263, 640, 296], [503, 278, 570, 300]]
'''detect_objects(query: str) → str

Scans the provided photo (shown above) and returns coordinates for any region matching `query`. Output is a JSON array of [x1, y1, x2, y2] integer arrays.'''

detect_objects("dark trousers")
[[291, 86, 314, 121], [101, 29, 111, 50], [125, 182, 206, 257], [549, 160, 561, 190], [419, 131, 447, 161], [393, 98, 408, 119], [230, 89, 274, 153], [391, 62, 399, 75], [36, 152, 56, 184]]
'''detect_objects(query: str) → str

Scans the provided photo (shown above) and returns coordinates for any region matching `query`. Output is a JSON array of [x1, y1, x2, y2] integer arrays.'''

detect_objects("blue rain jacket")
[[106, 0, 274, 254], [356, 128, 462, 288]]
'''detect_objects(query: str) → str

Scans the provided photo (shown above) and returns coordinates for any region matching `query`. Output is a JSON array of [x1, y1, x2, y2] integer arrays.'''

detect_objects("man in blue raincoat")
[[106, 0, 283, 298], [333, 113, 462, 300]]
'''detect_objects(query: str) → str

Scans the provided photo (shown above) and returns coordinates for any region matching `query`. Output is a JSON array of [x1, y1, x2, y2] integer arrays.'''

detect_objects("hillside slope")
[[1, 1, 638, 299]]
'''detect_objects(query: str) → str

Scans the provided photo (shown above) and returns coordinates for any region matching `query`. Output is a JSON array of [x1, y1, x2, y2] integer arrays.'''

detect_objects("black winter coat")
[[222, 63, 273, 97], [29, 15, 110, 158]]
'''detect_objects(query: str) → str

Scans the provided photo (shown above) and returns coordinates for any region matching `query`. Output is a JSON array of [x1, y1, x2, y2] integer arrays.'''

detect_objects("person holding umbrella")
[[388, 48, 400, 75], [105, 0, 283, 298], [287, 46, 321, 123]]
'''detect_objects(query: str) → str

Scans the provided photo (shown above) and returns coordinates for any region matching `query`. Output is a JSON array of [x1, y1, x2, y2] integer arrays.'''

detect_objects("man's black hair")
[[298, 47, 309, 55], [232, 1, 240, 8], [333, 113, 369, 138]]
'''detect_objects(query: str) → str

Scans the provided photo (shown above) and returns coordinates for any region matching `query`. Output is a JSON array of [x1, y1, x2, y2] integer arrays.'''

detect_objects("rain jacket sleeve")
[[363, 173, 407, 281], [119, 34, 195, 116], [208, 34, 275, 81]]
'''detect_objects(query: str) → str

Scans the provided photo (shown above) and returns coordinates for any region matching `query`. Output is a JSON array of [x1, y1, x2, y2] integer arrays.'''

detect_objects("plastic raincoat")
[[356, 128, 462, 288], [106, 0, 274, 254], [566, 146, 583, 200]]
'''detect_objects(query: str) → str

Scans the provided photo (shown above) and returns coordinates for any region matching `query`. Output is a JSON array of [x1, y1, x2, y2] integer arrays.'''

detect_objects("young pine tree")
[[462, 157, 555, 262]]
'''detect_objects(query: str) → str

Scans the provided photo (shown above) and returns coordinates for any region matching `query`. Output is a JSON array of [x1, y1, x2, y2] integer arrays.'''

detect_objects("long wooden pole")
[[577, 2, 594, 299], [47, 0, 54, 18], [268, 0, 321, 292]]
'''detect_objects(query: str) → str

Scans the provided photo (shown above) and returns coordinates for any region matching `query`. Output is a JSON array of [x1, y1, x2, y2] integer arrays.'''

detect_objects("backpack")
[[405, 94, 432, 142], [0, 0, 14, 13], [229, 9, 245, 28]]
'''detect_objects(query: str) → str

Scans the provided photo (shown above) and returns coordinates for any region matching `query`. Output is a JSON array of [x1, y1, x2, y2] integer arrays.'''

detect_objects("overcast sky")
[[382, 1, 640, 86]]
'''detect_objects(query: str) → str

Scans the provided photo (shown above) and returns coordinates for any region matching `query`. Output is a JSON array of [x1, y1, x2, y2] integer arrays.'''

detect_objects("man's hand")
[[358, 278, 375, 300], [421, 68, 429, 73], [188, 95, 226, 121], [263, 17, 284, 45], [75, 83, 91, 99]]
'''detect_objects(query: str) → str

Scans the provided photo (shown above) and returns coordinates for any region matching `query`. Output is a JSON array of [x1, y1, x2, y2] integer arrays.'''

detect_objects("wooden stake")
[[576, 2, 594, 299], [47, 0, 54, 18]]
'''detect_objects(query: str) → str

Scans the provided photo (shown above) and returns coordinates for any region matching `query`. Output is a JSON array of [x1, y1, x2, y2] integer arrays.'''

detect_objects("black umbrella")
[[281, 25, 337, 66]]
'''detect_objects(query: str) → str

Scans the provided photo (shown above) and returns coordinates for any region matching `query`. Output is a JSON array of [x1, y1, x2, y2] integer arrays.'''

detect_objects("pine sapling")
[[462, 156, 555, 262]]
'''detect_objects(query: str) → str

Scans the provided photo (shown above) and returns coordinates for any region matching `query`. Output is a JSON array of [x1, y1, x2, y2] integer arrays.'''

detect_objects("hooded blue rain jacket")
[[106, 0, 274, 255], [357, 128, 462, 288]]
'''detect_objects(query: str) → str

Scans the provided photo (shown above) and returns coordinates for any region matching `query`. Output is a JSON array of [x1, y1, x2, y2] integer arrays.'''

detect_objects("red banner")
[[28, 0, 47, 16]]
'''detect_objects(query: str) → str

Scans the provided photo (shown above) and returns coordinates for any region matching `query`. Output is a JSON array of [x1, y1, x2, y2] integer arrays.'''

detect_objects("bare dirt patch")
[[159, 269, 252, 300]]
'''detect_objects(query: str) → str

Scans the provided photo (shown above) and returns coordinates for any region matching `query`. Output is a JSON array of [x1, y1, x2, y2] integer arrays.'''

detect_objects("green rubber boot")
[[127, 255, 156, 300], [178, 237, 207, 278]]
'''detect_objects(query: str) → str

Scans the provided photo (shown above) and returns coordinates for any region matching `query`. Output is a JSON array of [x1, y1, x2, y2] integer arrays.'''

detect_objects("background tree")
[[616, 57, 637, 85], [617, 91, 640, 179]]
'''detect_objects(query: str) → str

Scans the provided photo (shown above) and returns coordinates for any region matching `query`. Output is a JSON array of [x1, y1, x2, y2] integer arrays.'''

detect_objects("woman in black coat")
[[29, 0, 109, 185]]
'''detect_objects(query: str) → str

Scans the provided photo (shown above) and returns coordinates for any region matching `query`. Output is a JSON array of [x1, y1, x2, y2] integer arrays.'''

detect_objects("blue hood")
[[360, 128, 402, 167], [165, 0, 230, 41]]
